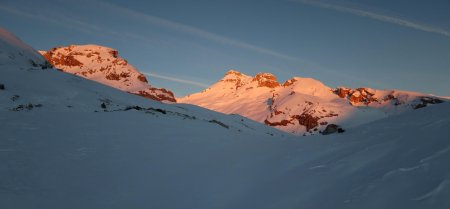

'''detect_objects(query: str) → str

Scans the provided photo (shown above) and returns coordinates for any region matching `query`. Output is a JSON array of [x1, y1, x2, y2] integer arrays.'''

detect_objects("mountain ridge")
[[179, 69, 446, 135]]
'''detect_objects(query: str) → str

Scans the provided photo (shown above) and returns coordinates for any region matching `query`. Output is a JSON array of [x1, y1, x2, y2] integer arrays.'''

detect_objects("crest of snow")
[[287, 77, 336, 99], [0, 27, 44, 65]]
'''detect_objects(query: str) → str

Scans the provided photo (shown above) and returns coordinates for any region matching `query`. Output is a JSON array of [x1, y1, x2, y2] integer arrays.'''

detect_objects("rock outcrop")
[[40, 45, 176, 102], [333, 87, 444, 109], [322, 124, 345, 135], [252, 73, 280, 88]]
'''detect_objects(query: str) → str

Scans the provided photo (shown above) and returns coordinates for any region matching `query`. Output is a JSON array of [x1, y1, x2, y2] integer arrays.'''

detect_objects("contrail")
[[1, 1, 382, 89], [293, 0, 450, 37], [94, 0, 302, 62], [143, 72, 209, 88]]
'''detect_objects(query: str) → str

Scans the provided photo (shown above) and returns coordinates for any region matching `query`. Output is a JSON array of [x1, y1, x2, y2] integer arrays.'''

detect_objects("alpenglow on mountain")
[[39, 45, 176, 102], [36, 44, 446, 136], [2, 27, 450, 209], [179, 70, 446, 135]]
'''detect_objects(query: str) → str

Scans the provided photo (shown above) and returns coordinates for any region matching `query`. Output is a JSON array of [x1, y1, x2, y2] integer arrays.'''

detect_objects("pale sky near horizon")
[[1, 0, 450, 97]]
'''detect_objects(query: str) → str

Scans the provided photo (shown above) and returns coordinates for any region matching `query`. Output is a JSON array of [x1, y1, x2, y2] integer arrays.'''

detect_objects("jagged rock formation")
[[40, 45, 176, 102], [333, 87, 444, 108], [252, 73, 280, 88]]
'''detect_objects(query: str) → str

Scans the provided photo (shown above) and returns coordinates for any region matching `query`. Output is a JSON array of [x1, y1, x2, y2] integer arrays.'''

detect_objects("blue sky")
[[1, 0, 449, 97]]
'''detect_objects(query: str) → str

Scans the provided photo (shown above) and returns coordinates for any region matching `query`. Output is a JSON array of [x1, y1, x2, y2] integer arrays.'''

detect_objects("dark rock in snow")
[[10, 95, 20, 101], [209, 119, 229, 129], [11, 103, 42, 111], [413, 97, 445, 109], [322, 124, 345, 135]]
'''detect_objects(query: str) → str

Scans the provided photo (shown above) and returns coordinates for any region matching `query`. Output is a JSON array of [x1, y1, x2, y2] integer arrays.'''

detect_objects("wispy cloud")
[[94, 0, 301, 62], [1, 1, 382, 90], [0, 4, 112, 37], [293, 0, 450, 37], [0, 5, 60, 26], [2, 1, 306, 62], [143, 72, 209, 88], [0, 4, 172, 48]]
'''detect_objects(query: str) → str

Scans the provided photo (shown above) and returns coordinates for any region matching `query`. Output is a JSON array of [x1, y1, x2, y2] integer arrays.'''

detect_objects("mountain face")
[[179, 70, 446, 135], [39, 45, 176, 102], [1, 29, 280, 138]]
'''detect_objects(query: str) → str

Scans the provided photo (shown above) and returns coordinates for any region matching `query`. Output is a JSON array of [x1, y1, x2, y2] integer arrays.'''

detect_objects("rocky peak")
[[224, 69, 243, 76], [222, 69, 246, 81], [220, 69, 252, 89], [40, 44, 176, 103], [252, 72, 280, 88]]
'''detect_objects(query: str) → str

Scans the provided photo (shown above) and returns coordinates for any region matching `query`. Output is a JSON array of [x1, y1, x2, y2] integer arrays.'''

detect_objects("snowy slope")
[[179, 70, 446, 135], [39, 45, 176, 102], [0, 28, 47, 68], [3, 28, 450, 209], [2, 97, 450, 209]]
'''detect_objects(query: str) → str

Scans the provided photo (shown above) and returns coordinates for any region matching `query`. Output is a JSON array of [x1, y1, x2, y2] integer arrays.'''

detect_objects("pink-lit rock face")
[[221, 69, 248, 90], [42, 48, 82, 67], [333, 87, 444, 108], [252, 73, 280, 88], [179, 69, 447, 135], [333, 87, 378, 105], [40, 45, 176, 103]]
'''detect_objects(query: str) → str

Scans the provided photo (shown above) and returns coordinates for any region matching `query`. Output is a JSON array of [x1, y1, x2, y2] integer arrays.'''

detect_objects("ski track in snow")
[[420, 146, 450, 163], [413, 179, 450, 202]]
